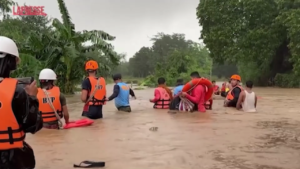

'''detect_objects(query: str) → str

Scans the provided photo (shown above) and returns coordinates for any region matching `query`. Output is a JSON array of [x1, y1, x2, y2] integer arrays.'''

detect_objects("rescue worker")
[[37, 68, 70, 129], [106, 73, 136, 112], [0, 36, 43, 169], [81, 60, 106, 119], [181, 71, 208, 112], [150, 77, 172, 109], [224, 74, 243, 107], [236, 80, 257, 112]]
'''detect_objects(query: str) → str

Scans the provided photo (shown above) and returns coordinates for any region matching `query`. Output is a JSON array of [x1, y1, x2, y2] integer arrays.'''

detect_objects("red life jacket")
[[153, 87, 170, 109]]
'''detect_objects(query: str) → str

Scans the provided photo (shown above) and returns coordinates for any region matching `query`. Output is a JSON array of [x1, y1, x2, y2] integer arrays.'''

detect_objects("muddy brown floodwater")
[[27, 84, 300, 169]]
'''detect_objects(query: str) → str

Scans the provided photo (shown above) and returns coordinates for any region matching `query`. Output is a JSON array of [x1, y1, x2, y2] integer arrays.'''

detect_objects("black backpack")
[[169, 96, 181, 110]]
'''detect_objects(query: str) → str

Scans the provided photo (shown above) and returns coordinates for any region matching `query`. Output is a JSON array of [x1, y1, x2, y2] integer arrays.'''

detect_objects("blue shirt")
[[173, 85, 183, 96], [114, 82, 130, 108]]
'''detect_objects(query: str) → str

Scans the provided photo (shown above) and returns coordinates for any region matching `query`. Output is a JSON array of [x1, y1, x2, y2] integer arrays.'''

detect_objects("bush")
[[274, 73, 300, 88]]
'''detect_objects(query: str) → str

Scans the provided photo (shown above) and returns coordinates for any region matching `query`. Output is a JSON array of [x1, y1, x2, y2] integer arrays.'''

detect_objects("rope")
[[179, 97, 195, 111], [179, 78, 210, 111], [42, 89, 63, 129], [86, 77, 101, 104]]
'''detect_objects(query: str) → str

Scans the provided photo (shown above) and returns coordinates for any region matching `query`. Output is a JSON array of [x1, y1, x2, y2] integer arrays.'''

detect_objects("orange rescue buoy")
[[182, 78, 214, 101]]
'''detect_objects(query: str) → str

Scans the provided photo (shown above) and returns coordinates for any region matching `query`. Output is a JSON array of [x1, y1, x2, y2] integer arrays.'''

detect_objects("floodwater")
[[27, 84, 300, 169]]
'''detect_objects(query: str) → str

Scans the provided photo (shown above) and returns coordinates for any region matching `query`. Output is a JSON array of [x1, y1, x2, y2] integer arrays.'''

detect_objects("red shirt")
[[186, 85, 206, 112], [213, 85, 219, 92], [150, 88, 160, 102]]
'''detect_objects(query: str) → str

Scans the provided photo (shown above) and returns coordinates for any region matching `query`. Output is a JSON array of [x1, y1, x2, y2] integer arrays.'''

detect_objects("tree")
[[125, 33, 212, 86], [197, 0, 300, 87], [0, 0, 16, 17], [0, 0, 120, 93]]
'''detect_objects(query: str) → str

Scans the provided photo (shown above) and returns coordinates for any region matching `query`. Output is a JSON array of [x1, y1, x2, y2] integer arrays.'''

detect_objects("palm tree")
[[46, 0, 118, 93], [0, 0, 16, 18]]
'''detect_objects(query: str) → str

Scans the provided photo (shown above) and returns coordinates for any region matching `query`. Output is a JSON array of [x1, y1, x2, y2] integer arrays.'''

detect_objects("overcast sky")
[[13, 0, 201, 60]]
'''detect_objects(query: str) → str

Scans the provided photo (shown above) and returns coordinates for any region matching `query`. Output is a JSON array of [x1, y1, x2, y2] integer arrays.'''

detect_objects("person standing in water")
[[212, 80, 220, 95], [173, 78, 184, 96], [106, 74, 136, 112], [224, 74, 243, 107], [0, 36, 43, 169], [150, 77, 173, 109], [220, 80, 228, 97], [236, 80, 257, 112], [181, 71, 206, 112], [37, 68, 70, 129], [81, 60, 106, 119]]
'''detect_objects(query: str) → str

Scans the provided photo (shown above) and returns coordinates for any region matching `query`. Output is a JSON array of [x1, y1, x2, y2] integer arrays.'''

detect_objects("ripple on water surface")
[[27, 85, 300, 169]]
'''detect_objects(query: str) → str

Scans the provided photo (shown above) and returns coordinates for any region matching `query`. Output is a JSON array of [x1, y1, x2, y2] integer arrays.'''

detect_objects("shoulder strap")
[[86, 77, 101, 103], [42, 88, 63, 129]]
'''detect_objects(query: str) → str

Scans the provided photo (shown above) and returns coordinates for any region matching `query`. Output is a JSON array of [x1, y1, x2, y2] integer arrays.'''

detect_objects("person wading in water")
[[81, 60, 107, 119], [106, 73, 136, 112], [37, 68, 70, 129], [224, 74, 243, 107]]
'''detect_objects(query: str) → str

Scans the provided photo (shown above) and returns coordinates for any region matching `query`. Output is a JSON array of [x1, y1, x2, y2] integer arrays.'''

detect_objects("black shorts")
[[221, 91, 227, 97], [117, 106, 131, 112], [82, 105, 103, 119]]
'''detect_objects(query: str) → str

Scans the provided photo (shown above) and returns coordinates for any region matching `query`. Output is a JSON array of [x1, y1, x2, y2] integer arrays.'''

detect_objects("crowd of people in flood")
[[0, 36, 257, 168], [147, 72, 257, 113]]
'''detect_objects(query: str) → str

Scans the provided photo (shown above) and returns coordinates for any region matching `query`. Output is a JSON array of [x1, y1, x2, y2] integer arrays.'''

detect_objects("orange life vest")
[[154, 87, 170, 109], [226, 85, 243, 100], [0, 78, 25, 150], [37, 86, 62, 123], [87, 77, 106, 105]]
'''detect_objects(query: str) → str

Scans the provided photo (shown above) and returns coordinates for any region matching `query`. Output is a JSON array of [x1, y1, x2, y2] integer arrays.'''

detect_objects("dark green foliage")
[[197, 0, 300, 87]]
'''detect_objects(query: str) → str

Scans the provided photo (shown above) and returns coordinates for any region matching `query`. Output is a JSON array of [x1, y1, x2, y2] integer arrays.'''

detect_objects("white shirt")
[[242, 90, 256, 112]]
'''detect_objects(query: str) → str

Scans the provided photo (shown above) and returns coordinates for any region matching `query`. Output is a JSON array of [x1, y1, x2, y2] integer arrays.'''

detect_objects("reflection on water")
[[28, 85, 300, 169]]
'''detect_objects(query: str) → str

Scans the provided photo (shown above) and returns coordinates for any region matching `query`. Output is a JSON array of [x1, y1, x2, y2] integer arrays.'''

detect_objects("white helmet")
[[0, 36, 19, 59], [39, 68, 57, 80]]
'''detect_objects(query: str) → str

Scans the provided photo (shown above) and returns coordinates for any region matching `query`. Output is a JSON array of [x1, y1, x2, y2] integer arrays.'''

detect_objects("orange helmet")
[[230, 74, 241, 81], [85, 60, 98, 70]]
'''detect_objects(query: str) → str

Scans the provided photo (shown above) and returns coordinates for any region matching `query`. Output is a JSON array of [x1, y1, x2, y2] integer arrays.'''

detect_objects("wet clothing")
[[0, 82, 43, 169], [82, 105, 103, 119], [81, 78, 105, 119], [169, 96, 181, 110], [242, 90, 256, 112], [151, 87, 171, 109], [173, 85, 183, 96], [213, 85, 220, 95], [221, 91, 227, 97], [108, 83, 135, 112], [226, 86, 242, 107], [185, 85, 206, 112], [117, 106, 131, 112]]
